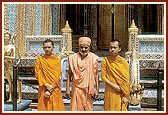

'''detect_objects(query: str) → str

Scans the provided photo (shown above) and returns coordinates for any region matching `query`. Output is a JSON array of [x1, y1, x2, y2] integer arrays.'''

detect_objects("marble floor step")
[[24, 107, 32, 111], [4, 99, 32, 111], [63, 99, 104, 111]]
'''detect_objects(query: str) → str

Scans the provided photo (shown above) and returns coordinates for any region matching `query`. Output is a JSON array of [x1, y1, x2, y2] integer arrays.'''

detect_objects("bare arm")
[[66, 65, 72, 99], [94, 67, 99, 98], [105, 79, 121, 93]]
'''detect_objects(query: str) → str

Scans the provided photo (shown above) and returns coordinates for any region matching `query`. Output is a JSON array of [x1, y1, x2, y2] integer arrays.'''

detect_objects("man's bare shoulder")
[[89, 52, 98, 57], [69, 52, 78, 58]]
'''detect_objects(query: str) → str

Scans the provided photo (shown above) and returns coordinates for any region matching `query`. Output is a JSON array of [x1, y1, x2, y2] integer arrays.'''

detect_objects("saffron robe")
[[35, 54, 65, 111], [101, 55, 130, 111], [68, 52, 98, 111]]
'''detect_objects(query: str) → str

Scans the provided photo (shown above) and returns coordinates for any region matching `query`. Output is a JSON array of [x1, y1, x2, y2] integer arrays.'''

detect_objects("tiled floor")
[[30, 102, 159, 111]]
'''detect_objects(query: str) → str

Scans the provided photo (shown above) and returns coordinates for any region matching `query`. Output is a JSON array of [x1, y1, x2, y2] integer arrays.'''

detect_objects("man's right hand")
[[44, 90, 51, 98], [66, 90, 71, 99], [113, 84, 121, 93], [45, 83, 53, 93]]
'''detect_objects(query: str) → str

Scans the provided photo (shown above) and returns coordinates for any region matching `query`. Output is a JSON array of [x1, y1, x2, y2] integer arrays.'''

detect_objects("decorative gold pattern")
[[48, 5, 52, 35], [42, 4, 50, 35], [28, 5, 36, 35], [16, 5, 26, 57], [4, 4, 9, 30]]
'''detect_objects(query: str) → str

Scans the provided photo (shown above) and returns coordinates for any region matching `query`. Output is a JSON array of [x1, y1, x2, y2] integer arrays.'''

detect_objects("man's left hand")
[[122, 96, 128, 103], [94, 90, 99, 99]]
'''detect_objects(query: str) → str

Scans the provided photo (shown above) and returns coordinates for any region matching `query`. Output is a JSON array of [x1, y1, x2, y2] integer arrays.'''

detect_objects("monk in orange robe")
[[101, 39, 130, 111], [66, 37, 99, 111], [35, 39, 65, 111]]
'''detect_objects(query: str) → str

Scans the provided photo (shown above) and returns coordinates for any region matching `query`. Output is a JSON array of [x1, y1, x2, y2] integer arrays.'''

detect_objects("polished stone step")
[[4, 99, 32, 111], [63, 99, 104, 111], [4, 82, 164, 109], [24, 107, 32, 111]]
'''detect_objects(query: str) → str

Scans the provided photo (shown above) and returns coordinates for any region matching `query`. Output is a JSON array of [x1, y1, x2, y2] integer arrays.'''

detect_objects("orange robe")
[[101, 55, 130, 111], [35, 54, 65, 111], [68, 52, 98, 111]]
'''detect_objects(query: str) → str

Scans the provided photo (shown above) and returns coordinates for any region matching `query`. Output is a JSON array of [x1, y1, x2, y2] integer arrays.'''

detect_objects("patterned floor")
[[29, 102, 158, 111]]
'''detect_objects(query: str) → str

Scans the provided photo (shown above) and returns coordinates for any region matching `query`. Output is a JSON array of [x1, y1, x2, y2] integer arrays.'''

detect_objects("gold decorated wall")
[[3, 4, 52, 58], [3, 3, 164, 54]]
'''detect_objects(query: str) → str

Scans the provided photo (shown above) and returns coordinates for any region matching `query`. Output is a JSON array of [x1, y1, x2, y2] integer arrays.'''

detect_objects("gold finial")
[[130, 19, 137, 28], [64, 20, 70, 29], [61, 20, 72, 32]]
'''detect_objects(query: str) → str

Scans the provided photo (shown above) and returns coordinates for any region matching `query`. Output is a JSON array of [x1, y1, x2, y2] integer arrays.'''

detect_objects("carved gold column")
[[42, 4, 50, 35], [28, 5, 36, 35], [16, 4, 26, 57], [3, 4, 9, 30], [48, 5, 52, 35]]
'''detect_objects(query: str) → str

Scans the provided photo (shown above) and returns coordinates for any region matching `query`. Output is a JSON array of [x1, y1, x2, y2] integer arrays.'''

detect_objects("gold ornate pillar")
[[27, 5, 36, 35], [16, 4, 26, 57], [42, 4, 50, 35], [3, 4, 8, 30]]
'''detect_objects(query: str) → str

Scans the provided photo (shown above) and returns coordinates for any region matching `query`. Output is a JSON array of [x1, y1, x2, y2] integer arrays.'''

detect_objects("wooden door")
[[98, 4, 113, 49]]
